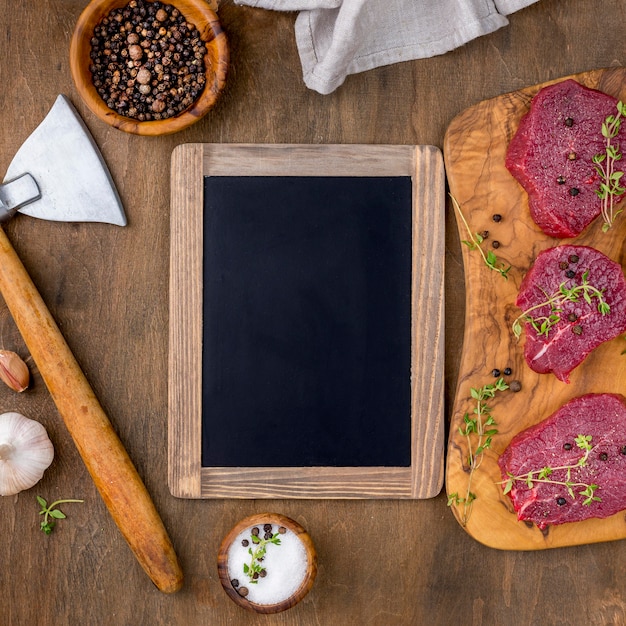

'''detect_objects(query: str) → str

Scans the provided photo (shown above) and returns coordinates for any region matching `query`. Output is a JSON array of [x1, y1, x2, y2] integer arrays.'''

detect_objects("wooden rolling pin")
[[0, 227, 183, 593]]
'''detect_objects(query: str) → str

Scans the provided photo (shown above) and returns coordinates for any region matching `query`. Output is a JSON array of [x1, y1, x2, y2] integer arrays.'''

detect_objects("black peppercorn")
[[565, 269, 576, 279], [569, 254, 579, 263], [492, 214, 502, 222], [264, 531, 273, 540], [231, 579, 239, 588], [492, 368, 501, 377], [480, 230, 489, 239], [251, 527, 259, 536], [557, 176, 566, 185], [564, 117, 574, 127], [241, 539, 249, 547], [556, 497, 567, 506], [621, 446, 626, 456], [600, 452, 608, 461], [563, 442, 572, 450], [492, 240, 500, 249], [263, 523, 272, 532], [567, 313, 578, 322], [503, 367, 512, 376], [89, 0, 207, 121], [572, 325, 583, 335], [569, 187, 580, 196]]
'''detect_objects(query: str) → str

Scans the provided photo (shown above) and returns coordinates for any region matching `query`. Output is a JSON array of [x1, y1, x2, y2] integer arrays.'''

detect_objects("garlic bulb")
[[0, 412, 54, 496]]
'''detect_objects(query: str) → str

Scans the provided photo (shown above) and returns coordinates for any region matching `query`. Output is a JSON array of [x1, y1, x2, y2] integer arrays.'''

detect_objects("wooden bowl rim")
[[70, 0, 228, 136], [217, 513, 318, 614]]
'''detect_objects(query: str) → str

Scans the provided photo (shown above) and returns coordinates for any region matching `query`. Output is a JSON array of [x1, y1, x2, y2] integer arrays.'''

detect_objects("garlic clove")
[[0, 350, 30, 392], [0, 412, 54, 496]]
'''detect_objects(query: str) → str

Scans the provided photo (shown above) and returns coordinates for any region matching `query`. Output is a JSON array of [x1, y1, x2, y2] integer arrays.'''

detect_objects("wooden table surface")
[[2, 1, 626, 624]]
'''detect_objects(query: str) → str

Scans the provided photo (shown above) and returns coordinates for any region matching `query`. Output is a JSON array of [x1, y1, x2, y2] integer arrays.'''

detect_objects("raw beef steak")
[[516, 245, 626, 383], [498, 394, 626, 529], [506, 79, 626, 238]]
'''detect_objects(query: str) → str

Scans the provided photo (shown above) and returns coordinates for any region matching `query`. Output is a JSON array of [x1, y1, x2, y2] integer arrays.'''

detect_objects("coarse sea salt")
[[227, 523, 308, 605]]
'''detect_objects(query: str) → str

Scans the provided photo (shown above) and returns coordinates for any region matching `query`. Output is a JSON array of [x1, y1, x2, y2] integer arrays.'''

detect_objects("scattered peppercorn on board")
[[444, 67, 626, 549], [169, 143, 445, 499]]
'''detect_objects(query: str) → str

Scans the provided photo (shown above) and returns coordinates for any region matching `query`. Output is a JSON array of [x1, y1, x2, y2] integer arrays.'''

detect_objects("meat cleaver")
[[0, 95, 182, 593]]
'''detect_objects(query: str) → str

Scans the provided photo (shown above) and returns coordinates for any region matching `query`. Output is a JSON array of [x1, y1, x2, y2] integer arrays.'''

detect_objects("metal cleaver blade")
[[1, 95, 126, 226]]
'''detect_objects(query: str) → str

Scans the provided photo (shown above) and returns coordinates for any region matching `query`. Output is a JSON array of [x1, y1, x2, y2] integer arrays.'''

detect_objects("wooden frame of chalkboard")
[[168, 144, 445, 499]]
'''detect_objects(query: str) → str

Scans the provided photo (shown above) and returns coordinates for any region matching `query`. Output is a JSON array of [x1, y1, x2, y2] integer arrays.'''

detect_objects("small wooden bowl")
[[70, 0, 228, 135], [217, 513, 317, 614]]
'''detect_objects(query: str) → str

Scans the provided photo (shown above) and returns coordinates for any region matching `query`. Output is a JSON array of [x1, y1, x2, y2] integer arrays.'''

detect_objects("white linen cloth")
[[234, 0, 539, 94]]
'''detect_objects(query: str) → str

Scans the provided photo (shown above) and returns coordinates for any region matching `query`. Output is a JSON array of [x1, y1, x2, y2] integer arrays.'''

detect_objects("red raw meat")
[[498, 394, 626, 529], [506, 79, 626, 238], [516, 245, 626, 383]]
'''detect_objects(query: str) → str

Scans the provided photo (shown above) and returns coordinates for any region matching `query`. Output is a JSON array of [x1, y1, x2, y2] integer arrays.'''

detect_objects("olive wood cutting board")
[[444, 67, 626, 550]]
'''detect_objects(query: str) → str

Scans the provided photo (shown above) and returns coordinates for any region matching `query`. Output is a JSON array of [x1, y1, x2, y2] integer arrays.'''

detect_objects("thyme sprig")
[[243, 531, 281, 584], [592, 101, 626, 232], [512, 270, 610, 339], [448, 378, 509, 526], [500, 434, 601, 506], [450, 194, 511, 280], [37, 495, 84, 535]]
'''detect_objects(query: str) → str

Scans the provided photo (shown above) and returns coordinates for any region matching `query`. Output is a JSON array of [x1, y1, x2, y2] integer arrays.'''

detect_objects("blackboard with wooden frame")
[[168, 143, 445, 499]]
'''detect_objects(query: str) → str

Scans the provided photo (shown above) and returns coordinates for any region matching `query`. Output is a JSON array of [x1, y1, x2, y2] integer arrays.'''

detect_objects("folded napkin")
[[234, 0, 539, 94]]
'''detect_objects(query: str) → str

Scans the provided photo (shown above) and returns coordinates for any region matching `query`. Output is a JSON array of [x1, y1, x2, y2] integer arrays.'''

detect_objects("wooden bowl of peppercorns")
[[70, 0, 228, 135]]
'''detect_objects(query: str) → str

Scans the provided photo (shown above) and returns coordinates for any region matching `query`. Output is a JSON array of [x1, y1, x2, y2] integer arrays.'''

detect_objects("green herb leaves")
[[593, 101, 626, 232], [448, 378, 509, 526], [37, 496, 83, 535], [244, 531, 281, 584], [501, 434, 601, 506], [450, 194, 511, 280], [512, 270, 610, 339]]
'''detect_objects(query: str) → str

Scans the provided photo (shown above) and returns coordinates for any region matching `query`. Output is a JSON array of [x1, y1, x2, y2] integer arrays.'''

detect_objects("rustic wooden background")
[[1, 1, 626, 624]]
